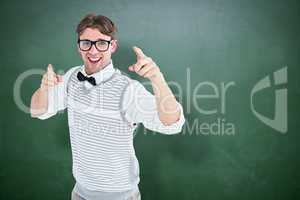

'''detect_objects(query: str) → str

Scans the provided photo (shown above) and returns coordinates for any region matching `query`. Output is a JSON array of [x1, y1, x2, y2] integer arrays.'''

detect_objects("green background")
[[1, 0, 299, 199]]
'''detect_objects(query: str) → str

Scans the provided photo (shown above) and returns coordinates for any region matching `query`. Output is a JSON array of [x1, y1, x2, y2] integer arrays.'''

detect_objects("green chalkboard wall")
[[1, 0, 299, 199]]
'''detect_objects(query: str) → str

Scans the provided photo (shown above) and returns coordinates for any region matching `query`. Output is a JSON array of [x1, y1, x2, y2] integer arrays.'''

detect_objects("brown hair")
[[76, 14, 117, 39]]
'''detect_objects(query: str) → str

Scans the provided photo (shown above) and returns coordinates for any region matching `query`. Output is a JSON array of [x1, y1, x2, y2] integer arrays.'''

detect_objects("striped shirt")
[[38, 61, 185, 200]]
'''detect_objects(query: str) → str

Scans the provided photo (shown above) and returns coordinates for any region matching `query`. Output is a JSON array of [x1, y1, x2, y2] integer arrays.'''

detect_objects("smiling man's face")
[[78, 28, 117, 75]]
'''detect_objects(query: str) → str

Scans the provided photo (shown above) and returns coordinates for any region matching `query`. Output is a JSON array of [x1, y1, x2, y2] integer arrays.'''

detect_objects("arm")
[[30, 64, 80, 119], [122, 79, 185, 134], [30, 88, 48, 117], [149, 73, 181, 125], [30, 64, 62, 118], [128, 46, 181, 125]]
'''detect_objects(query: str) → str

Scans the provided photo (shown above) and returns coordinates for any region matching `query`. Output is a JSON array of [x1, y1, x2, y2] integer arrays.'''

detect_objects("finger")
[[47, 64, 54, 73], [42, 79, 55, 87], [42, 74, 49, 84], [47, 73, 55, 82], [47, 64, 57, 80], [41, 78, 56, 90], [138, 64, 154, 77], [128, 65, 134, 72], [42, 76, 55, 85], [42, 74, 47, 81], [133, 46, 146, 60], [42, 75, 56, 86], [43, 83, 55, 89], [133, 57, 152, 72], [45, 82, 55, 87], [56, 75, 63, 82], [46, 68, 56, 80]]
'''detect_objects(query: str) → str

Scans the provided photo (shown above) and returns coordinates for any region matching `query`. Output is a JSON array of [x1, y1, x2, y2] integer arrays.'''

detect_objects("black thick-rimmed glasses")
[[77, 39, 112, 52]]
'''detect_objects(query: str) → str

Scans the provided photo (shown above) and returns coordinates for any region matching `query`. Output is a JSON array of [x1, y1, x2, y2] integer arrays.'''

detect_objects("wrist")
[[149, 72, 165, 83]]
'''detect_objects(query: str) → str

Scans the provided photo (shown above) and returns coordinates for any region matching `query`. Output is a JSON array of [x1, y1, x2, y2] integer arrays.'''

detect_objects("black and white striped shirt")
[[38, 61, 185, 199]]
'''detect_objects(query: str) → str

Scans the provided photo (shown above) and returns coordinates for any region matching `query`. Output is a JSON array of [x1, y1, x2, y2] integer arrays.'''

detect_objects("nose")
[[89, 44, 99, 54]]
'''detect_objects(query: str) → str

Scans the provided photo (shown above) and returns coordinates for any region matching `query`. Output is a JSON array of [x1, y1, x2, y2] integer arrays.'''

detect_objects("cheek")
[[102, 51, 111, 59], [80, 52, 88, 60], [77, 48, 85, 58]]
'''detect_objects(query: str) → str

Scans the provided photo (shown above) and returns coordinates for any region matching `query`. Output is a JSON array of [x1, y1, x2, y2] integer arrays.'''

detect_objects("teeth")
[[89, 57, 101, 62]]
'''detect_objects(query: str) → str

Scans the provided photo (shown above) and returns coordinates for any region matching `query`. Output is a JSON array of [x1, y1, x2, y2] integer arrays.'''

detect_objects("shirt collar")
[[81, 60, 115, 85]]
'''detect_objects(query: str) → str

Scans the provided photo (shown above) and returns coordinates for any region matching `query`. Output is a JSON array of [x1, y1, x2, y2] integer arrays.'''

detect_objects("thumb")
[[47, 64, 55, 74], [128, 65, 134, 72]]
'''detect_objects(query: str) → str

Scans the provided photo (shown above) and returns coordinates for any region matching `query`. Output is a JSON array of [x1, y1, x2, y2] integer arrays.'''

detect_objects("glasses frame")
[[77, 39, 112, 52]]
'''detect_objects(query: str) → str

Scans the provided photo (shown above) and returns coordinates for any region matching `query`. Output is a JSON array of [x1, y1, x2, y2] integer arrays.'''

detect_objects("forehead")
[[79, 28, 111, 40]]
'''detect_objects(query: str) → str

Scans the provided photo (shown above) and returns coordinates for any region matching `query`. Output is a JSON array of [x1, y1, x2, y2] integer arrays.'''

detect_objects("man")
[[30, 14, 185, 200]]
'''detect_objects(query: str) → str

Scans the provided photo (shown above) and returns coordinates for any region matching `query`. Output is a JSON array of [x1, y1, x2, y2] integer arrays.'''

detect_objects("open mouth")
[[87, 56, 102, 64]]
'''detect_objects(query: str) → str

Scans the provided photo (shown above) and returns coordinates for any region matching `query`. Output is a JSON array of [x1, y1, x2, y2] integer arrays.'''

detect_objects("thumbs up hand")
[[40, 64, 63, 91], [128, 46, 162, 82]]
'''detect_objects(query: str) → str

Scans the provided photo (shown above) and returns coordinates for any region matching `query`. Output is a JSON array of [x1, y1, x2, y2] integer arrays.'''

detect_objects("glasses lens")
[[79, 40, 92, 51], [96, 40, 109, 51]]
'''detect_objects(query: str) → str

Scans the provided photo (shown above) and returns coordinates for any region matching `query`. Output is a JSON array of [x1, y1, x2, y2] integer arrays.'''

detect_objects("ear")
[[110, 40, 118, 54]]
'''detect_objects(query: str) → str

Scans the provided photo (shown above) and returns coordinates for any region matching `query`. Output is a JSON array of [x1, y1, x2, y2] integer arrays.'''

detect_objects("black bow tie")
[[77, 71, 96, 86]]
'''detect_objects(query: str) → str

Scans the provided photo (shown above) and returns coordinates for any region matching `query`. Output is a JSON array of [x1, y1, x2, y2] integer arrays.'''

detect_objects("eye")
[[97, 40, 108, 46], [81, 40, 91, 47]]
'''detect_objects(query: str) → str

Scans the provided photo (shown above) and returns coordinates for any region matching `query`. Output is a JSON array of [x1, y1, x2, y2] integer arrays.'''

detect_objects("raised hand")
[[40, 64, 63, 91], [128, 46, 162, 81]]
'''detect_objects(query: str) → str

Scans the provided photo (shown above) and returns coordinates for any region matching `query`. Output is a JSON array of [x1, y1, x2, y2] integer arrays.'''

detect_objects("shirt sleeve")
[[37, 66, 80, 120], [121, 80, 185, 134]]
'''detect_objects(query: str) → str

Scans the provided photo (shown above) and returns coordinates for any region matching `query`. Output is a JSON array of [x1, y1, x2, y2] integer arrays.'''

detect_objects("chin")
[[85, 62, 105, 74]]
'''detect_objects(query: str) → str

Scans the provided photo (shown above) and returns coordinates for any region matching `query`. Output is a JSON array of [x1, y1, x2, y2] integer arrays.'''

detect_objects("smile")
[[88, 57, 102, 63]]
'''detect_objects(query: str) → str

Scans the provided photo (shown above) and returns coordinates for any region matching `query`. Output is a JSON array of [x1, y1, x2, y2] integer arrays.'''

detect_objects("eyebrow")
[[79, 38, 111, 41]]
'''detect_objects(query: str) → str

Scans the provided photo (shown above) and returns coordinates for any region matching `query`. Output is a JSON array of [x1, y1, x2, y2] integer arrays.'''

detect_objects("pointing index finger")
[[133, 46, 146, 60], [47, 64, 54, 73]]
